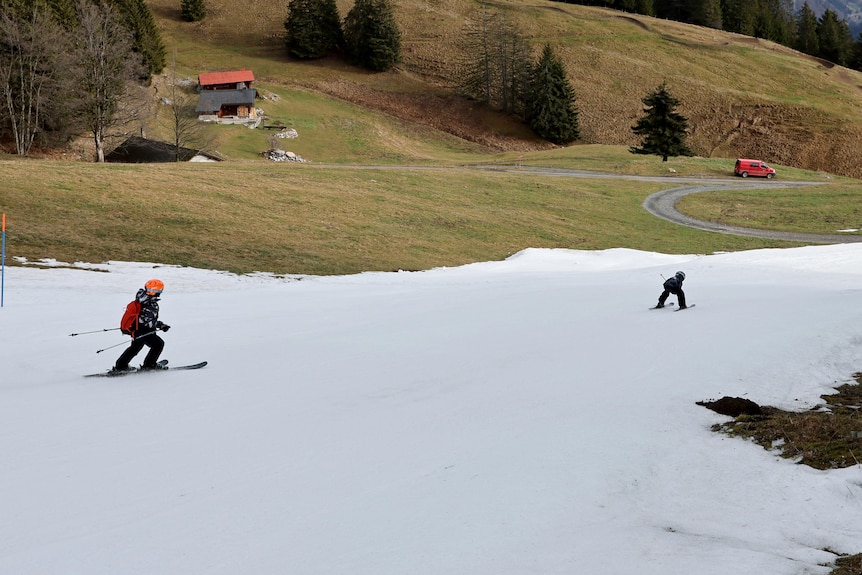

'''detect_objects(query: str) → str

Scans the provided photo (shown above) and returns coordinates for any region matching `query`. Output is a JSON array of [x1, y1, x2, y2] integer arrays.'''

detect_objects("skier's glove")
[[156, 321, 171, 332]]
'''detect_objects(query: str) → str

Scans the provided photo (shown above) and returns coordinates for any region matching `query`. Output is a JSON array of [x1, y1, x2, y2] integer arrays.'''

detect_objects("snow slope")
[[2, 245, 861, 575]]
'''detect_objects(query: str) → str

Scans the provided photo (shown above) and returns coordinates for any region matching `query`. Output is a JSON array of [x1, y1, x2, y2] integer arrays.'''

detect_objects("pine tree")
[[630, 82, 693, 162], [527, 44, 579, 145], [689, 0, 723, 29], [343, 0, 401, 72], [106, 0, 167, 79], [849, 32, 862, 71], [45, 0, 77, 29], [795, 2, 819, 55], [719, 0, 754, 35], [817, 9, 852, 66], [284, 0, 343, 59], [181, 0, 206, 22], [752, 0, 795, 44]]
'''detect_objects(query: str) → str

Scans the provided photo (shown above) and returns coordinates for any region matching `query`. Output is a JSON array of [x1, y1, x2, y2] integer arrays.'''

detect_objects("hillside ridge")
[[148, 0, 862, 177]]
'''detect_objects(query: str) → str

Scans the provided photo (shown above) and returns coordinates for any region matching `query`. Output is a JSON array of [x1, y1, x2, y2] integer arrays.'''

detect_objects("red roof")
[[198, 69, 254, 86]]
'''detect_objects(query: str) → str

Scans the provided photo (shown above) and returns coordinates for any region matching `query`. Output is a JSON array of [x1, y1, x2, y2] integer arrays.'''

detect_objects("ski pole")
[[69, 327, 122, 337], [95, 330, 157, 354]]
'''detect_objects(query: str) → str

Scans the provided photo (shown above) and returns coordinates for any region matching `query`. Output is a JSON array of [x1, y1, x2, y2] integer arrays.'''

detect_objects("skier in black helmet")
[[113, 279, 171, 372], [656, 271, 687, 309]]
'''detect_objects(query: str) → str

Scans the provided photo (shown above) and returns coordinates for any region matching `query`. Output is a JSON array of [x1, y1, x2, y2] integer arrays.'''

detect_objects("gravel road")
[[477, 166, 862, 244]]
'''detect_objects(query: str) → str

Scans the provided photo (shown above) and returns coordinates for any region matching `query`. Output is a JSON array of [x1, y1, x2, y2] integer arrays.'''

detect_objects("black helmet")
[[675, 271, 685, 281]]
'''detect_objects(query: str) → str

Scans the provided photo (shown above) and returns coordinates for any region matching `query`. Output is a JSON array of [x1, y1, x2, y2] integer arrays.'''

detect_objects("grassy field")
[[0, 153, 832, 276], [677, 181, 862, 234]]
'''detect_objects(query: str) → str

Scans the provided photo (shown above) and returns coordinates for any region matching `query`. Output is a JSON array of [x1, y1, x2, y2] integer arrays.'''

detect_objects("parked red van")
[[734, 158, 776, 178]]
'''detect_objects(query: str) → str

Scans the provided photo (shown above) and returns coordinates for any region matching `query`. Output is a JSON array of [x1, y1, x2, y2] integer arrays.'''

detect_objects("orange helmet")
[[144, 278, 164, 296]]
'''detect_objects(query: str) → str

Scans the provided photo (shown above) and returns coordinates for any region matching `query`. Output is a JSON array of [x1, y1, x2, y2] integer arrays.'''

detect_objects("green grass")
[[676, 180, 862, 235], [0, 157, 810, 276]]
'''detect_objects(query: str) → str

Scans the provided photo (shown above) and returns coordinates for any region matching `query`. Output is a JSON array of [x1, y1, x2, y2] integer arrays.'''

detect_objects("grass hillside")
[[0, 155, 815, 276], [144, 0, 862, 177]]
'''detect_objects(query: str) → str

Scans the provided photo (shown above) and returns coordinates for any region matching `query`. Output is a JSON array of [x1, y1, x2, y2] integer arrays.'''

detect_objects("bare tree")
[[162, 56, 217, 161], [455, 7, 532, 117], [71, 0, 146, 162], [0, 4, 68, 155]]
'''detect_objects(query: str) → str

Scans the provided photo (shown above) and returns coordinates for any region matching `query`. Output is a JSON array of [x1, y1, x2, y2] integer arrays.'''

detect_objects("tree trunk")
[[93, 130, 105, 162]]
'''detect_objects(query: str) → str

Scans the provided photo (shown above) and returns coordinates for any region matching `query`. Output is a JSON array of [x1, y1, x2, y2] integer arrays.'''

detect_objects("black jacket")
[[663, 276, 684, 293], [135, 288, 160, 331]]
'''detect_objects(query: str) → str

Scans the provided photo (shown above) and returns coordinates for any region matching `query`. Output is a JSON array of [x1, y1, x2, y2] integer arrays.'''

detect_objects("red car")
[[735, 159, 776, 178]]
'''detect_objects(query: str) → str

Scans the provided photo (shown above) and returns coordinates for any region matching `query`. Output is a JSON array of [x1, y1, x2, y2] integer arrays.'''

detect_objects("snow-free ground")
[[2, 245, 862, 574]]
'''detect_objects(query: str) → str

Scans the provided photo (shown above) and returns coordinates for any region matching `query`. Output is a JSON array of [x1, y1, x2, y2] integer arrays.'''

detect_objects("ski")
[[674, 304, 696, 311], [167, 361, 208, 371], [85, 360, 206, 378], [649, 302, 675, 310]]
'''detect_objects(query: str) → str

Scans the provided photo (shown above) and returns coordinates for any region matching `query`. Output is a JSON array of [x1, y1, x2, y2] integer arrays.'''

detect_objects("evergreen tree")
[[795, 2, 819, 55], [689, 0, 723, 29], [758, 0, 795, 44], [654, 0, 720, 26], [527, 44, 579, 144], [630, 82, 693, 162], [45, 0, 77, 29], [849, 32, 862, 71], [635, 0, 656, 16], [719, 0, 755, 35], [618, 0, 655, 15], [343, 0, 401, 72], [653, 0, 682, 22], [106, 0, 167, 79], [181, 0, 206, 22], [284, 0, 343, 59], [817, 9, 852, 66]]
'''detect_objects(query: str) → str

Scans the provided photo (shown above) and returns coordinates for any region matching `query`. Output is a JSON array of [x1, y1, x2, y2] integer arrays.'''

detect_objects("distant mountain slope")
[[148, 0, 862, 178], [803, 0, 862, 35]]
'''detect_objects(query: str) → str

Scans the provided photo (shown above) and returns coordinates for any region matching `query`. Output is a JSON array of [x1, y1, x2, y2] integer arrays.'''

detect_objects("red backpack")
[[120, 300, 141, 335]]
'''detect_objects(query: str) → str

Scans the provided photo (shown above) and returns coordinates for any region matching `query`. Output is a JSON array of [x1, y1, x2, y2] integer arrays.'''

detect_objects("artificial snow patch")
[[2, 245, 862, 575]]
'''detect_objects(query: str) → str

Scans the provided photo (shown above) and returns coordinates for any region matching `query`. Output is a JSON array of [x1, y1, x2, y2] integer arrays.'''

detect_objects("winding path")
[[477, 165, 862, 244], [641, 182, 862, 244]]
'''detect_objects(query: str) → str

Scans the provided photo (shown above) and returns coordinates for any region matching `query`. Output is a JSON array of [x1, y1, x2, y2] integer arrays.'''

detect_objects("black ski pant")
[[115, 332, 164, 370], [658, 287, 686, 308]]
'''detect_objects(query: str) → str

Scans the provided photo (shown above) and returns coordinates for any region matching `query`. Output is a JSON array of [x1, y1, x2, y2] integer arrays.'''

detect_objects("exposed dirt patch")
[[700, 377, 862, 470], [314, 77, 553, 152], [696, 396, 763, 417], [832, 554, 862, 575]]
